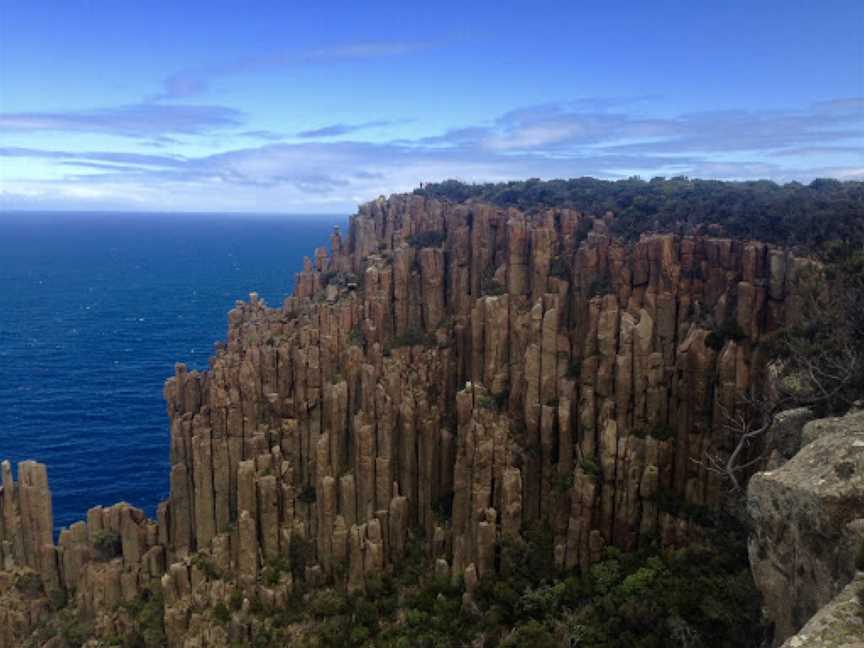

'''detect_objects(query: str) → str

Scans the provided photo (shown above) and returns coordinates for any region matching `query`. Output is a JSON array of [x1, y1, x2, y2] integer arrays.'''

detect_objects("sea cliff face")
[[0, 194, 822, 646]]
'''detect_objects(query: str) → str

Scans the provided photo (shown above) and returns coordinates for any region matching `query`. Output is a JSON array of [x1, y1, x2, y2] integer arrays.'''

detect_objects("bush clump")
[[14, 572, 43, 597], [92, 529, 123, 561], [407, 230, 447, 248]]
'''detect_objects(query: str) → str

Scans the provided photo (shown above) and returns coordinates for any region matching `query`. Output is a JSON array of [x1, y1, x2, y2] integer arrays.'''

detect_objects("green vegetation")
[[264, 514, 764, 648], [390, 328, 435, 349], [579, 457, 601, 478], [14, 572, 44, 597], [121, 588, 166, 648], [92, 529, 123, 561], [548, 255, 569, 280], [767, 248, 864, 416], [298, 485, 317, 504], [588, 277, 612, 297], [705, 319, 748, 351], [191, 553, 222, 580], [213, 601, 231, 625], [407, 230, 447, 248], [349, 325, 366, 347], [414, 177, 864, 251], [263, 555, 291, 586]]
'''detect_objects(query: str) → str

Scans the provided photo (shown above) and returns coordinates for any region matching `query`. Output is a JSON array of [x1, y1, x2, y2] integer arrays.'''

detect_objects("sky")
[[1, 0, 863, 213]]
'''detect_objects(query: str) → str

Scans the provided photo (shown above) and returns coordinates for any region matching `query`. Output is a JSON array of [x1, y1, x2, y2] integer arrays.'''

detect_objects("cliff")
[[0, 193, 824, 646]]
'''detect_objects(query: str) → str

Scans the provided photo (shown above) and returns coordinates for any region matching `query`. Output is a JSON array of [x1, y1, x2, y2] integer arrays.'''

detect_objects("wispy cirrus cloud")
[[0, 104, 245, 137], [156, 40, 436, 99], [2, 97, 862, 211], [297, 120, 403, 138], [422, 97, 864, 156]]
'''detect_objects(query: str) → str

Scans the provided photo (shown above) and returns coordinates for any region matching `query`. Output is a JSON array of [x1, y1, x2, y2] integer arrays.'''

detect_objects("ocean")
[[0, 211, 343, 531]]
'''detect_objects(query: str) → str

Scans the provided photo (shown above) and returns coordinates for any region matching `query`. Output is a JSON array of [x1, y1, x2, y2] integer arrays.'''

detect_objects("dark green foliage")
[[297, 485, 316, 504], [288, 532, 313, 581], [407, 230, 447, 248], [433, 492, 454, 520], [48, 588, 68, 610], [61, 616, 92, 648], [121, 587, 166, 648], [191, 553, 222, 580], [651, 423, 675, 441], [551, 472, 575, 494], [482, 278, 507, 297], [14, 572, 43, 597], [309, 589, 349, 618], [580, 457, 601, 477], [632, 423, 675, 441], [588, 277, 612, 297], [92, 529, 122, 561], [705, 319, 748, 351], [228, 588, 244, 611], [548, 255, 569, 279], [213, 602, 231, 625], [391, 328, 435, 348], [263, 555, 291, 586], [478, 393, 497, 410], [414, 177, 864, 252], [348, 325, 365, 347], [243, 514, 764, 648]]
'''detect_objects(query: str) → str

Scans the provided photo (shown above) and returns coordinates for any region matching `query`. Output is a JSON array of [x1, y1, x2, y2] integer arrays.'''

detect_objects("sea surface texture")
[[0, 212, 341, 530]]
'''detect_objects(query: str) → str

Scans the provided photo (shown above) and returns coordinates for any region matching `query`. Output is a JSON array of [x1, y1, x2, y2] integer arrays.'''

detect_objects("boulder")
[[748, 409, 864, 643]]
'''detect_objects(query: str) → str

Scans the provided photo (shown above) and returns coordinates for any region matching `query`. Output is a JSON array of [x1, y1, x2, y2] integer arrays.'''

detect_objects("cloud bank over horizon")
[[2, 2, 862, 213]]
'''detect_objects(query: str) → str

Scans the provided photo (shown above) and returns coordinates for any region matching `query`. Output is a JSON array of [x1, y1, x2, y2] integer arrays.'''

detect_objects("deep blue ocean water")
[[0, 212, 343, 531]]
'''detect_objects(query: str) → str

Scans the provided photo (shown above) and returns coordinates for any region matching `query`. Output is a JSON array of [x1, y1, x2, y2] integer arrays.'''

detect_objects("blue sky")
[[1, 0, 862, 213]]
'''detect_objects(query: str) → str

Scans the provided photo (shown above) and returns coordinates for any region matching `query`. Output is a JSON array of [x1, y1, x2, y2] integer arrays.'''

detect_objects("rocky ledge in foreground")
[[749, 409, 864, 645]]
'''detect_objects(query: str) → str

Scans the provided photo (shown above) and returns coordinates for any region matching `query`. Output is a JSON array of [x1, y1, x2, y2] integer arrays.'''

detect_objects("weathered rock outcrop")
[[780, 574, 864, 648], [748, 409, 864, 644], [0, 194, 822, 646]]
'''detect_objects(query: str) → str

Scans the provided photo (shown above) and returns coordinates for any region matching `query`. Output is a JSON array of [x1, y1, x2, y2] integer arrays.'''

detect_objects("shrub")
[[407, 230, 447, 248], [391, 328, 433, 348], [348, 326, 365, 347], [548, 256, 569, 279], [191, 553, 221, 580], [309, 589, 348, 618], [588, 277, 611, 297], [14, 572, 43, 597], [289, 532, 313, 582], [652, 423, 675, 441], [481, 278, 507, 297], [93, 529, 123, 560], [121, 587, 166, 648], [580, 457, 600, 477], [213, 602, 230, 624], [228, 588, 244, 611], [501, 620, 558, 648], [551, 472, 575, 494], [706, 318, 748, 351], [48, 588, 68, 610], [61, 617, 92, 648], [433, 492, 454, 520], [297, 485, 316, 504], [478, 393, 497, 410]]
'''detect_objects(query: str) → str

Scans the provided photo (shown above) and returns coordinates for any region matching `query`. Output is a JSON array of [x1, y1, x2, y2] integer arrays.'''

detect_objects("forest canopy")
[[414, 177, 864, 254]]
